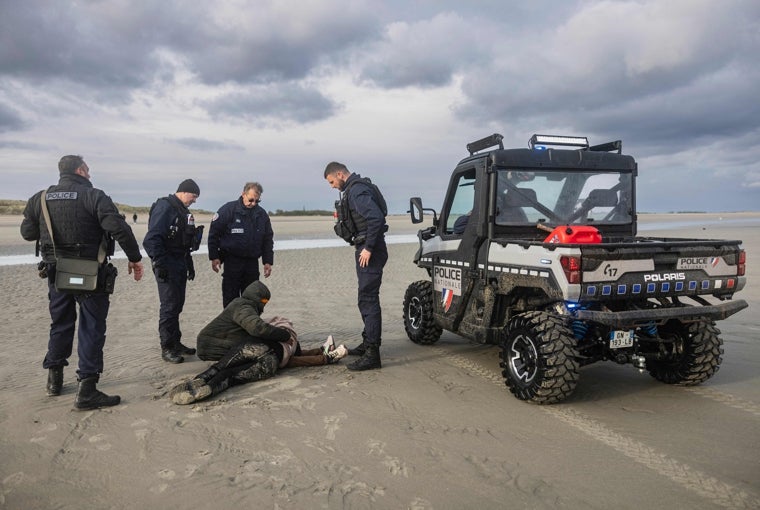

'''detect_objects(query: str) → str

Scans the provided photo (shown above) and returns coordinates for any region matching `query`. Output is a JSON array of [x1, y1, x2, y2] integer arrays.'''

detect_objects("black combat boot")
[[169, 375, 231, 405], [74, 376, 120, 410], [47, 367, 64, 396], [347, 344, 381, 371], [176, 342, 196, 356], [161, 348, 184, 364], [347, 342, 368, 356], [194, 365, 220, 382]]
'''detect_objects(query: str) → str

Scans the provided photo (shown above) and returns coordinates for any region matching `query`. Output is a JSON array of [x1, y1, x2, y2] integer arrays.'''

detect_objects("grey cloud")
[[0, 140, 43, 150], [453, 1, 760, 152], [0, 1, 380, 90], [203, 83, 339, 124], [0, 1, 380, 126], [169, 138, 246, 152], [0, 2, 167, 93], [0, 103, 25, 132], [182, 2, 381, 85], [357, 12, 483, 88]]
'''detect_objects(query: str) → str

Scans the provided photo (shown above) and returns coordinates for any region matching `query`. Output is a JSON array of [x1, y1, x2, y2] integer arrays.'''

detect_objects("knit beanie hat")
[[176, 179, 200, 195]]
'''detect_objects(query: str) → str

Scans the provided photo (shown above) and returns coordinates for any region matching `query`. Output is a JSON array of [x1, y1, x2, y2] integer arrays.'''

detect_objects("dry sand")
[[1, 213, 759, 509]]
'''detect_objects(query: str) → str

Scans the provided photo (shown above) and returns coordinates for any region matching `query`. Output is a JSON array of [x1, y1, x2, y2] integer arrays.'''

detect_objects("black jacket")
[[208, 197, 274, 263], [344, 173, 387, 252], [143, 194, 194, 268], [20, 173, 142, 263]]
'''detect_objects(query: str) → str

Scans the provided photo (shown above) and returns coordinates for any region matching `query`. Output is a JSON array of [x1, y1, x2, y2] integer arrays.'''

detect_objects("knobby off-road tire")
[[648, 319, 724, 385], [403, 280, 443, 345], [500, 311, 579, 404]]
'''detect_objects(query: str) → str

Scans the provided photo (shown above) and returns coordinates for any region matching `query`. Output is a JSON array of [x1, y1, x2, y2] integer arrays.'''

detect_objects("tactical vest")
[[150, 197, 203, 252], [333, 177, 388, 245]]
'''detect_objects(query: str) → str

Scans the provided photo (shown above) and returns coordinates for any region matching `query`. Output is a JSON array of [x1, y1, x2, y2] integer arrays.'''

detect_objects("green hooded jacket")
[[196, 281, 290, 360]]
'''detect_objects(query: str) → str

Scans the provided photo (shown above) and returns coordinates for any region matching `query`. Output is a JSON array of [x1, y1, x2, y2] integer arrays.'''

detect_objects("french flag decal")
[[441, 288, 454, 312], [711, 257, 720, 267]]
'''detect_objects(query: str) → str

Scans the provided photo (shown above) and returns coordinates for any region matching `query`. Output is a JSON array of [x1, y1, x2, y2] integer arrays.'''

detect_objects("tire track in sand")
[[432, 347, 760, 510], [684, 386, 760, 418]]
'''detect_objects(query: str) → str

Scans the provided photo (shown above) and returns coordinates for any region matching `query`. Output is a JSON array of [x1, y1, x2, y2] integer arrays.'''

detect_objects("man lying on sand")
[[169, 281, 347, 405]]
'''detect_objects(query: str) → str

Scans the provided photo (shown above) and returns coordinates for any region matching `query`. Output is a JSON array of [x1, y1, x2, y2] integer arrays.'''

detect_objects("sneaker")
[[321, 335, 336, 355], [326, 344, 348, 364], [177, 342, 196, 356]]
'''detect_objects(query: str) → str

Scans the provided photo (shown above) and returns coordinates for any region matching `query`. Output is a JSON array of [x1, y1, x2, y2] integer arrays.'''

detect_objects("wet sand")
[[0, 213, 758, 509]]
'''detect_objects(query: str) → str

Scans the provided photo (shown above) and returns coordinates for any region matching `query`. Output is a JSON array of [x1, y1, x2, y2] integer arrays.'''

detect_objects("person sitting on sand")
[[168, 281, 347, 405]]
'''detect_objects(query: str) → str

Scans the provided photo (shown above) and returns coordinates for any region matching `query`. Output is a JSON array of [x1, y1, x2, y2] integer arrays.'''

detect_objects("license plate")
[[609, 330, 634, 349]]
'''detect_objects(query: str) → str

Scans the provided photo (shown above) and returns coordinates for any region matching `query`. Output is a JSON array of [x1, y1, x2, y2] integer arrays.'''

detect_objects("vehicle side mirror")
[[409, 197, 424, 224]]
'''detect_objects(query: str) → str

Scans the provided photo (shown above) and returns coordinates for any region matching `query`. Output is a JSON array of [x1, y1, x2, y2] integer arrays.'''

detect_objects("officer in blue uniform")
[[324, 162, 388, 371], [208, 182, 274, 308], [143, 179, 202, 363], [20, 154, 144, 410]]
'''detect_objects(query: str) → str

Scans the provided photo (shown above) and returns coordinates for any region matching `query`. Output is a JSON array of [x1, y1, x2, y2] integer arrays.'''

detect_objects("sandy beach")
[[1, 213, 759, 509]]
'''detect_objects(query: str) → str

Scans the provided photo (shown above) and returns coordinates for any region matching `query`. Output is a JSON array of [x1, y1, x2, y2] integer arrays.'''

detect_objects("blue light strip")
[[584, 280, 717, 297]]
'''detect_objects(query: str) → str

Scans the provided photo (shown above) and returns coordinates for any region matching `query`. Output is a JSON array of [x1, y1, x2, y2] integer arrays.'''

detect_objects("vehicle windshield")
[[494, 169, 633, 226]]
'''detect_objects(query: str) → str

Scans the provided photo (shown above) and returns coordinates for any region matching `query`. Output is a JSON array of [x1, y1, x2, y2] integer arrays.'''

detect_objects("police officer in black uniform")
[[143, 179, 202, 363], [20, 155, 144, 410], [208, 182, 274, 308], [324, 161, 388, 371]]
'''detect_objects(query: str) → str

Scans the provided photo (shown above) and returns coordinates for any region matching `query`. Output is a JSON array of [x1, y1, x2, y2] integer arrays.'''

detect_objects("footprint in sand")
[[324, 412, 347, 440], [88, 433, 112, 451], [367, 439, 409, 477]]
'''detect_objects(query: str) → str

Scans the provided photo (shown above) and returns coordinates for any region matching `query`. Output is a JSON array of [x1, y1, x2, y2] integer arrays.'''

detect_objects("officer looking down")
[[143, 179, 203, 364], [325, 161, 388, 371]]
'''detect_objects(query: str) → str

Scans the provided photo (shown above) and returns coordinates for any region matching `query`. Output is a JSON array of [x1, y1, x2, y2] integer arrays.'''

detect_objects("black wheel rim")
[[509, 333, 538, 384], [407, 296, 422, 330]]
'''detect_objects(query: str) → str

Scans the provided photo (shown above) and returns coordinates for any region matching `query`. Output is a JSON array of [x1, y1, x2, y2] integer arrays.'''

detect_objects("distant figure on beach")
[[208, 182, 274, 308], [132, 213, 137, 224], [324, 161, 388, 371], [143, 179, 202, 364], [168, 281, 347, 405], [19, 154, 144, 410]]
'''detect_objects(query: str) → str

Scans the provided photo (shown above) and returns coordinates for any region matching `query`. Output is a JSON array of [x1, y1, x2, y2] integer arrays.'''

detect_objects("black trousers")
[[155, 263, 188, 350], [221, 256, 260, 308], [355, 242, 387, 347], [43, 266, 110, 379]]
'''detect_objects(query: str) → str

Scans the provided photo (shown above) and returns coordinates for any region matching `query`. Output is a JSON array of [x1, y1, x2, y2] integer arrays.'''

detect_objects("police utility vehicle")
[[404, 133, 748, 404]]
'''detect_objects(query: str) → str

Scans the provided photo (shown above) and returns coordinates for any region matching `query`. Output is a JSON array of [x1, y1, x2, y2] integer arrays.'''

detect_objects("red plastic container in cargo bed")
[[544, 225, 602, 244]]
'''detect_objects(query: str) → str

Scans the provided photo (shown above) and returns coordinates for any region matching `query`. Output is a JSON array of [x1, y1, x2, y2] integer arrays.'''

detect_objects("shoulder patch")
[[211, 213, 219, 222]]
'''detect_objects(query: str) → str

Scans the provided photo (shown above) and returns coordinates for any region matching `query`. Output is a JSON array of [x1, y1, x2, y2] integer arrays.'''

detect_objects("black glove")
[[186, 256, 195, 281], [187, 268, 196, 281], [154, 266, 168, 280]]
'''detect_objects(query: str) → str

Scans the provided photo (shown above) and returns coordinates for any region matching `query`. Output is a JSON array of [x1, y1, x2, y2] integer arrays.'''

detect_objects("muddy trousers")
[[196, 342, 278, 396]]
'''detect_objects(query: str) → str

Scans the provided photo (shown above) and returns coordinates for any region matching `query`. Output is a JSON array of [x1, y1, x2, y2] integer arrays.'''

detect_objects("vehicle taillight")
[[738, 249, 746, 276], [560, 255, 582, 284]]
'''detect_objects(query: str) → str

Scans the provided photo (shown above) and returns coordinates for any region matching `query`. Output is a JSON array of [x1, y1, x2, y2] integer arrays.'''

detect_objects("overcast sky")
[[2, 0, 759, 214]]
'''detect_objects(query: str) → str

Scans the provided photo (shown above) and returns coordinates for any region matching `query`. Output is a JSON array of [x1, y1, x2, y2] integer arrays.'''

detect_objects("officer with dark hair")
[[20, 155, 144, 410], [143, 179, 202, 363], [208, 182, 274, 308], [324, 161, 388, 371]]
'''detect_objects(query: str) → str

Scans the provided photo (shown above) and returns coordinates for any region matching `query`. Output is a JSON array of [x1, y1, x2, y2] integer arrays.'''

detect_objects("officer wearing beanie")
[[20, 154, 144, 410], [143, 179, 203, 363]]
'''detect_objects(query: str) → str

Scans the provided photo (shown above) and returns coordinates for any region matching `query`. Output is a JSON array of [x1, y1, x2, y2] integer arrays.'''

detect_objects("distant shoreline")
[[2, 211, 760, 263]]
